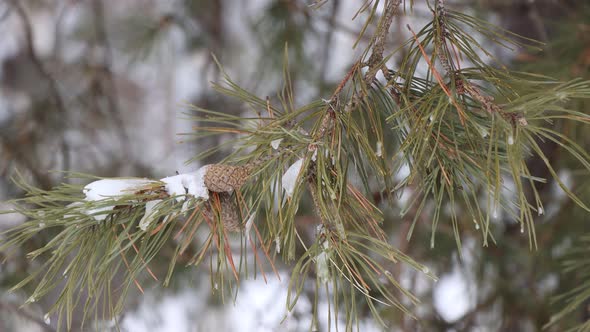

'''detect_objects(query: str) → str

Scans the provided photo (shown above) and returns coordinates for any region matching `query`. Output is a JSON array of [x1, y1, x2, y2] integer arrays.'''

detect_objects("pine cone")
[[204, 164, 254, 193], [203, 192, 241, 232]]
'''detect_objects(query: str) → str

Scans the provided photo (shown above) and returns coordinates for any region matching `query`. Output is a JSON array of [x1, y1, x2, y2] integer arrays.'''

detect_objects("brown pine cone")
[[203, 192, 242, 232], [204, 164, 254, 193]]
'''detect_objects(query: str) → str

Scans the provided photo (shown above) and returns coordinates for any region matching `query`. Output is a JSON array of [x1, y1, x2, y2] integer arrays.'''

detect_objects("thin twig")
[[434, 0, 454, 75], [364, 0, 402, 83]]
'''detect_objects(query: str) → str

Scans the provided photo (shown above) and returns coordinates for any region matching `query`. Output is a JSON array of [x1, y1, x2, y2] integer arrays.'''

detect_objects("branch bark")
[[364, 0, 402, 83]]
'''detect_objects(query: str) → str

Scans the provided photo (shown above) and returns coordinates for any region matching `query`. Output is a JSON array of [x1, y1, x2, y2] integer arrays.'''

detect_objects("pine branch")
[[2, 2, 590, 330]]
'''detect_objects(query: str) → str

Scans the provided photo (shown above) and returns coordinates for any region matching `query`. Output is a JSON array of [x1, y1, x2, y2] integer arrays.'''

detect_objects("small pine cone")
[[204, 164, 253, 193], [203, 192, 241, 232]]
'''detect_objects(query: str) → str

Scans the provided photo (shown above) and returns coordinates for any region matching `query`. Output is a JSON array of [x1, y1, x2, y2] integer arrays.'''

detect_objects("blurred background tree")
[[0, 0, 589, 331]]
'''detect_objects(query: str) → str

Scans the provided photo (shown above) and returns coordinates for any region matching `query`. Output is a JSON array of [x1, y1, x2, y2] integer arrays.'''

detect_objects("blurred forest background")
[[0, 0, 589, 331]]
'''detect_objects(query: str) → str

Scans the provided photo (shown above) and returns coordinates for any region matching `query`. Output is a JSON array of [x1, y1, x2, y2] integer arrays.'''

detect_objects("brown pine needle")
[[120, 224, 159, 282], [202, 212, 220, 253], [331, 62, 360, 99], [221, 223, 240, 282], [192, 233, 214, 266], [346, 183, 385, 240], [150, 220, 167, 235], [113, 226, 144, 294], [407, 24, 467, 125], [174, 203, 201, 240], [357, 251, 382, 276], [180, 209, 206, 255], [332, 244, 371, 291], [436, 156, 453, 187], [253, 223, 281, 281], [234, 189, 276, 280]]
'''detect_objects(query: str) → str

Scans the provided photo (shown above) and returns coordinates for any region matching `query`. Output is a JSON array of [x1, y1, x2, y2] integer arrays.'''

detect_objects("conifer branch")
[[2, 2, 590, 330]]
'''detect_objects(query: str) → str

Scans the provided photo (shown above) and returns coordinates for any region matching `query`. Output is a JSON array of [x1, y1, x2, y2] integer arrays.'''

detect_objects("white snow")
[[85, 206, 114, 221], [315, 236, 331, 283], [64, 201, 84, 219], [275, 236, 281, 254], [282, 159, 304, 198], [270, 138, 283, 150], [376, 141, 383, 157], [181, 200, 191, 213], [66, 202, 83, 209], [492, 205, 499, 219], [245, 213, 256, 240], [161, 165, 210, 201], [69, 199, 118, 222], [507, 134, 514, 145], [139, 200, 162, 231], [84, 178, 156, 201], [160, 175, 187, 201], [77, 168, 210, 222], [184, 166, 210, 198], [316, 249, 330, 283], [82, 178, 156, 221], [479, 125, 489, 138]]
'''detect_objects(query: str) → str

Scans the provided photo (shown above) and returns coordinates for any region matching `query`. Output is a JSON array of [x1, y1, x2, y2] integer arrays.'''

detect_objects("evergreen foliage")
[[1, 0, 590, 330]]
